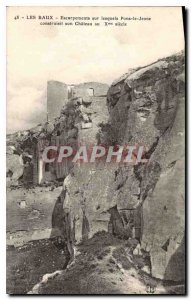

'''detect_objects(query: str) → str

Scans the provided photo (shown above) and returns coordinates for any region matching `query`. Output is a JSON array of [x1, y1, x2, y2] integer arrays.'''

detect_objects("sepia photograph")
[[6, 6, 185, 295]]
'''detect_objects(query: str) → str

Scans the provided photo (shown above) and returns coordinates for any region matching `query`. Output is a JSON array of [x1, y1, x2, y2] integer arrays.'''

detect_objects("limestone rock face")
[[64, 52, 185, 281], [59, 93, 114, 243], [105, 52, 185, 281]]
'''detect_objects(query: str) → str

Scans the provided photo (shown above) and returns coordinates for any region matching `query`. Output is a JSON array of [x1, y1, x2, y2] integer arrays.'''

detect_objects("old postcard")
[[6, 6, 185, 294]]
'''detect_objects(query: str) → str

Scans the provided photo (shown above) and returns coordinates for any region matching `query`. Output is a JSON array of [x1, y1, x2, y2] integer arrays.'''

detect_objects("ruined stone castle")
[[47, 80, 109, 121], [26, 81, 109, 185]]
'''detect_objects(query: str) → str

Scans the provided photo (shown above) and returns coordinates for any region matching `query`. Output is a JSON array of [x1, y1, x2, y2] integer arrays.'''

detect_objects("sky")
[[7, 6, 184, 133]]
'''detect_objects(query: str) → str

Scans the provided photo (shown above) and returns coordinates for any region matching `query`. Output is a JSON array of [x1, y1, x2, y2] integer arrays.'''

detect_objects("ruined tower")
[[47, 80, 68, 121]]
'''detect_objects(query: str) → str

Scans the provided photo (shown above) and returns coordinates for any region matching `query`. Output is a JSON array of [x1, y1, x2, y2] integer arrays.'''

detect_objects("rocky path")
[[28, 232, 184, 295]]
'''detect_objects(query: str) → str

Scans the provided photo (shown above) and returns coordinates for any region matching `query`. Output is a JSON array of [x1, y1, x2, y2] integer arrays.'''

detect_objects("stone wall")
[[73, 82, 109, 98], [47, 81, 108, 122], [47, 81, 68, 121]]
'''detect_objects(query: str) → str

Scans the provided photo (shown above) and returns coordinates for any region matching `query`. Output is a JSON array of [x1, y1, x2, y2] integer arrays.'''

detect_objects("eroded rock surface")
[[105, 52, 185, 281], [61, 52, 185, 281], [37, 232, 185, 295]]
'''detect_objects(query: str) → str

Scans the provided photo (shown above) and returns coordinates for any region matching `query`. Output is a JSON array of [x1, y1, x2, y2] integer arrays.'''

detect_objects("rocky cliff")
[[61, 51, 185, 282], [106, 51, 185, 281]]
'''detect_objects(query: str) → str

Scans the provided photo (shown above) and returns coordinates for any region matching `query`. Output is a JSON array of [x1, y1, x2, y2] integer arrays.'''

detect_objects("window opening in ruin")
[[87, 88, 94, 96]]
